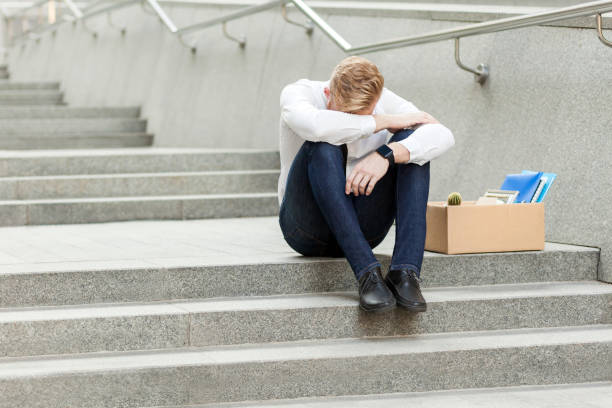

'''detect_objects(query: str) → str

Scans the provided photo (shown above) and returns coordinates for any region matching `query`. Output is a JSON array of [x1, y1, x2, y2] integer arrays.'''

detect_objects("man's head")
[[324, 56, 384, 115]]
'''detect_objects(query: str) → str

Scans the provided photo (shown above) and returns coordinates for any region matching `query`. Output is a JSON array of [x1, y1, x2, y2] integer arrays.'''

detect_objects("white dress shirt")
[[278, 78, 455, 205]]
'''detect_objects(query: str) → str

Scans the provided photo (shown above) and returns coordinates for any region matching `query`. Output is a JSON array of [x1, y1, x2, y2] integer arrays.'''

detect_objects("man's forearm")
[[373, 114, 411, 163], [373, 114, 394, 133], [389, 142, 411, 163]]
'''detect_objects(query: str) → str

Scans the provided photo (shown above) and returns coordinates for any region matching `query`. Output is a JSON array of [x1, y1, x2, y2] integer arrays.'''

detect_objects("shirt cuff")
[[360, 115, 377, 137], [398, 135, 422, 163]]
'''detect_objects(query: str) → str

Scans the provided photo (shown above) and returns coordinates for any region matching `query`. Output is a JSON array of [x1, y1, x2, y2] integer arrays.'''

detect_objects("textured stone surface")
[[0, 118, 146, 134], [0, 106, 140, 119], [0, 326, 609, 407], [0, 310, 190, 357], [1, 281, 609, 357], [0, 170, 279, 199], [0, 132, 154, 150], [187, 282, 612, 346], [155, 382, 612, 408], [0, 81, 59, 90], [0, 90, 63, 105], [0, 193, 278, 226], [0, 148, 280, 176], [0, 217, 599, 307], [10, 2, 610, 282]]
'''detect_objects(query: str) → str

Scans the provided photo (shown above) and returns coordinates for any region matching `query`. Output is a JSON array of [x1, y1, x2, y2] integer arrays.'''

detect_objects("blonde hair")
[[329, 56, 384, 114]]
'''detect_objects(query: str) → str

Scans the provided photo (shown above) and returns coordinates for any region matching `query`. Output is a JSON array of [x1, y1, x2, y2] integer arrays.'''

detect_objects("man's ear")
[[323, 87, 331, 109]]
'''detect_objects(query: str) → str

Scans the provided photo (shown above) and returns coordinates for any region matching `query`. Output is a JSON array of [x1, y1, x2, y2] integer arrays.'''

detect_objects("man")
[[278, 56, 455, 313]]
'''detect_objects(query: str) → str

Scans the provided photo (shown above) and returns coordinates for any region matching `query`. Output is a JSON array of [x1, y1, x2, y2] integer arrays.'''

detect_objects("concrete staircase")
[[0, 62, 610, 407], [0, 66, 279, 226], [0, 216, 610, 407]]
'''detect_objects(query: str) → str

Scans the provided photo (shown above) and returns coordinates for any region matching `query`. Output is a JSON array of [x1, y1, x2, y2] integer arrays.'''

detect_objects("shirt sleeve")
[[379, 87, 455, 165], [280, 80, 376, 146]]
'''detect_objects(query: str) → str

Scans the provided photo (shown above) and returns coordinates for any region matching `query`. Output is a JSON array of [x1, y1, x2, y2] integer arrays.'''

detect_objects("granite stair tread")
[[1, 325, 610, 378], [153, 382, 612, 408], [0, 280, 609, 358], [0, 106, 140, 118], [2, 280, 609, 321]]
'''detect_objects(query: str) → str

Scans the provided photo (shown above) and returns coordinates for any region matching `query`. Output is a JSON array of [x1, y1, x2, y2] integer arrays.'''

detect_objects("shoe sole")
[[396, 300, 427, 313], [359, 300, 396, 313]]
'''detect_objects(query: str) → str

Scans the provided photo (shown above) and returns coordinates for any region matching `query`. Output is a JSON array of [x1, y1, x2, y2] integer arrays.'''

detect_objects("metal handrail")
[[7, 0, 612, 83]]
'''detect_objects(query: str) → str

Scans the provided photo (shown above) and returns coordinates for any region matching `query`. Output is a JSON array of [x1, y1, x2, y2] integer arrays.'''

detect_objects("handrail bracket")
[[281, 3, 313, 35], [596, 13, 612, 47], [107, 12, 126, 35], [222, 22, 246, 48], [178, 34, 197, 54], [81, 19, 98, 38], [454, 38, 489, 85]]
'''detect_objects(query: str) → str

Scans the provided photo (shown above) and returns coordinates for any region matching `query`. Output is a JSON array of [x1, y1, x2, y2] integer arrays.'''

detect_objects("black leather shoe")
[[358, 267, 396, 312], [384, 268, 427, 312]]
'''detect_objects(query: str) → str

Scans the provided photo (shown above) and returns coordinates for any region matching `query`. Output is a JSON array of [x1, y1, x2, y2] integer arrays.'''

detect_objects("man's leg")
[[387, 129, 431, 277], [279, 141, 341, 258], [280, 141, 382, 280]]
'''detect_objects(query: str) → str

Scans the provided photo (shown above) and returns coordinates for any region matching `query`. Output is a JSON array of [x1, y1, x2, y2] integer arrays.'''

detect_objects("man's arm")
[[345, 88, 455, 196], [280, 80, 376, 145], [377, 88, 455, 165]]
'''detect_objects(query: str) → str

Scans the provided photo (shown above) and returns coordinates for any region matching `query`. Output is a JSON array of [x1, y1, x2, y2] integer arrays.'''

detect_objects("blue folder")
[[500, 172, 543, 203], [521, 170, 556, 202]]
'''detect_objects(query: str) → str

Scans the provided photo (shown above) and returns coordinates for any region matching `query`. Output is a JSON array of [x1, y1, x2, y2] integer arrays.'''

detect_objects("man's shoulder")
[[282, 78, 328, 91], [280, 78, 328, 107]]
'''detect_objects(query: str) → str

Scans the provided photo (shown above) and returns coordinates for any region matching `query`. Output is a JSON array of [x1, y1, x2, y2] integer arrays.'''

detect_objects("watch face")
[[377, 144, 392, 158], [376, 144, 394, 165]]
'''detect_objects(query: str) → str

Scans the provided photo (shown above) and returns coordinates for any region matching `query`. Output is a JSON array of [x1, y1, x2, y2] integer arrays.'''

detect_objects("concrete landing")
[[176, 382, 612, 408], [0, 216, 595, 271]]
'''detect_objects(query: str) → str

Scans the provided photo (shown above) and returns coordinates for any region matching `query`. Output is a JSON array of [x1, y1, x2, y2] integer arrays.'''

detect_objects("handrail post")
[[281, 2, 313, 35], [454, 38, 489, 84], [221, 22, 246, 48], [596, 13, 612, 47]]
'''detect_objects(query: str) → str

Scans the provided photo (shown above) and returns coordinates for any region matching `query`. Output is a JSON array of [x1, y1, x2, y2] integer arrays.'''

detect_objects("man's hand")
[[374, 111, 439, 133], [346, 151, 389, 196]]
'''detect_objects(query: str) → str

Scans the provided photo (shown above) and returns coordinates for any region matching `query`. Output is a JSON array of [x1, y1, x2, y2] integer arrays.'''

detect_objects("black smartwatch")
[[376, 144, 395, 166]]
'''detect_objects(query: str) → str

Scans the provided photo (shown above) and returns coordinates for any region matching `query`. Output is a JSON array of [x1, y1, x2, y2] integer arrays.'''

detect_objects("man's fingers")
[[346, 171, 356, 194], [352, 173, 364, 196], [365, 176, 379, 196], [359, 175, 371, 195]]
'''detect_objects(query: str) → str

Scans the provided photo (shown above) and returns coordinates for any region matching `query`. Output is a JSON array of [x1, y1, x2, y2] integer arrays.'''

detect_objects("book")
[[521, 170, 556, 202], [530, 177, 547, 203], [500, 172, 543, 203]]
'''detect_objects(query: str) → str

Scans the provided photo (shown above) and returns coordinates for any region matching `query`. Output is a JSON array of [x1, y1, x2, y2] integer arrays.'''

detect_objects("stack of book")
[[483, 170, 556, 204]]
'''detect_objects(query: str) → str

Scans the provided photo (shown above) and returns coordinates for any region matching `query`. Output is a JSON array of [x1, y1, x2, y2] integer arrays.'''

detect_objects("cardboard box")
[[425, 201, 544, 254]]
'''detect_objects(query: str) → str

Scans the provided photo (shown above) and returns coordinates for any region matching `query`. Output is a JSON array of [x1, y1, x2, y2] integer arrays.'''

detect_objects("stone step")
[[0, 118, 147, 134], [0, 106, 140, 119], [0, 192, 279, 226], [0, 148, 280, 176], [0, 81, 59, 91], [0, 170, 279, 199], [0, 217, 598, 307], [0, 90, 63, 105], [1, 281, 609, 358], [0, 325, 609, 407], [0, 132, 153, 149], [162, 382, 612, 408]]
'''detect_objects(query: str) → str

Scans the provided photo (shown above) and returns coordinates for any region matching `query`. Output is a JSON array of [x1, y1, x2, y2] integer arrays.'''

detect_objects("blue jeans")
[[278, 129, 430, 280]]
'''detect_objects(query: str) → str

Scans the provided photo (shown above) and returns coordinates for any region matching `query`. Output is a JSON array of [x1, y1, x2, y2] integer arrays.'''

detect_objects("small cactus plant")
[[447, 192, 462, 206]]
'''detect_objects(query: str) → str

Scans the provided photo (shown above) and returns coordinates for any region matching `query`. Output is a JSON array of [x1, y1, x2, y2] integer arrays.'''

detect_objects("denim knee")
[[306, 141, 344, 162]]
